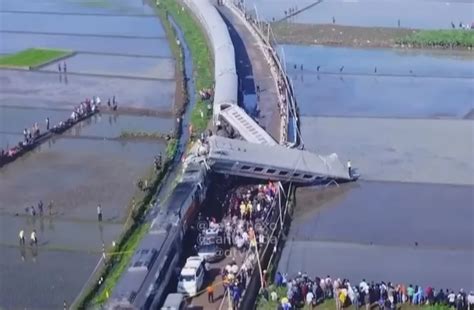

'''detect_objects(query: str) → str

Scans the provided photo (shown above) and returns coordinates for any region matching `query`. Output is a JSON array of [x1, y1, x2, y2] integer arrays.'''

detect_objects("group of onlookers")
[[263, 272, 474, 310], [1, 97, 100, 165]]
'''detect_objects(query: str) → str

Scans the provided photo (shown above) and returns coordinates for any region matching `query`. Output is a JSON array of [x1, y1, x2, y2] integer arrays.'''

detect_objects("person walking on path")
[[30, 230, 38, 246], [19, 230, 25, 245], [58, 62, 62, 72], [207, 284, 214, 303], [97, 204, 103, 222], [63, 61, 67, 73]]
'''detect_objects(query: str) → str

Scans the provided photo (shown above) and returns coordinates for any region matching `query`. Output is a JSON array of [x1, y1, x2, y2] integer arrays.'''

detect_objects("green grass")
[[75, 143, 175, 308], [190, 100, 212, 133], [92, 223, 150, 304], [397, 29, 474, 48], [257, 286, 453, 310], [0, 48, 72, 68], [157, 0, 214, 134], [165, 138, 178, 159], [119, 130, 169, 140]]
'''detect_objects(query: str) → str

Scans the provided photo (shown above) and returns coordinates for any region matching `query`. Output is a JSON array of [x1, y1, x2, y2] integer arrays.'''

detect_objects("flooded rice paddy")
[[278, 44, 474, 289], [0, 0, 176, 307], [1, 12, 166, 37], [1, 0, 157, 15], [0, 32, 172, 57], [246, 0, 474, 29], [0, 69, 175, 111], [41, 53, 175, 80], [278, 182, 474, 289], [283, 45, 474, 119]]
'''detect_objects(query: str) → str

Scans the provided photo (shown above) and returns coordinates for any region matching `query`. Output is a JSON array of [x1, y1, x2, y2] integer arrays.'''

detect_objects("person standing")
[[347, 160, 352, 178], [46, 117, 50, 130], [207, 284, 214, 303], [30, 230, 38, 246], [19, 230, 25, 245], [38, 200, 44, 216], [97, 204, 103, 222], [63, 61, 67, 73], [58, 62, 62, 72]]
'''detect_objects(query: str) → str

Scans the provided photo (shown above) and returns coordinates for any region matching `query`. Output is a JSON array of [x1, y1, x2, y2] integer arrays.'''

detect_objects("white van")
[[161, 293, 187, 310], [177, 256, 205, 296]]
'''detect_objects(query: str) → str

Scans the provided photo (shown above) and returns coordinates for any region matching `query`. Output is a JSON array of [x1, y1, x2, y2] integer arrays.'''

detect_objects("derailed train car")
[[106, 160, 208, 310], [184, 0, 238, 123]]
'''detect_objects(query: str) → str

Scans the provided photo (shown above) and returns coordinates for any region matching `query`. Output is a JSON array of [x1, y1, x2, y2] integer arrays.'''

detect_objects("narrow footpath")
[[218, 5, 281, 142]]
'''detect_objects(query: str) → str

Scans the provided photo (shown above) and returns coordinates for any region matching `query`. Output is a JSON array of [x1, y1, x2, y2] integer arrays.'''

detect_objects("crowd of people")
[[0, 97, 100, 165], [198, 182, 279, 308], [263, 272, 474, 310], [222, 183, 278, 306]]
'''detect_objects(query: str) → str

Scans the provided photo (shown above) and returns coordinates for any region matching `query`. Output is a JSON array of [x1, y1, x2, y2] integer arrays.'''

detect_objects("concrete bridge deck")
[[218, 4, 282, 143]]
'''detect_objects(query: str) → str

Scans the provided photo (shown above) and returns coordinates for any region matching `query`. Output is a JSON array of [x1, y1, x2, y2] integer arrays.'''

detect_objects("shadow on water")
[[220, 12, 258, 116]]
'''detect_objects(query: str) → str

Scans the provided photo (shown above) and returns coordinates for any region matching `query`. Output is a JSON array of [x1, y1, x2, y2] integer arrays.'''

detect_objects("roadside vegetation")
[[270, 23, 474, 50], [157, 0, 214, 134], [75, 136, 176, 307], [397, 29, 474, 49], [0, 48, 73, 69], [257, 286, 452, 310], [119, 130, 171, 140], [74, 0, 207, 306]]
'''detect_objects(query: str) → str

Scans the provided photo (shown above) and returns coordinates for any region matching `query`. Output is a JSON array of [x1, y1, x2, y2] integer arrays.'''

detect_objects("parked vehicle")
[[196, 242, 224, 263], [161, 293, 187, 310], [177, 256, 205, 296]]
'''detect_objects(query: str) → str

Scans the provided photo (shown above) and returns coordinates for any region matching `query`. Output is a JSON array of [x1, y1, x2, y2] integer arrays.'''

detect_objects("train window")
[[293, 173, 300, 177], [267, 169, 276, 174], [278, 171, 288, 176], [254, 167, 264, 172], [241, 165, 251, 170], [303, 174, 313, 179]]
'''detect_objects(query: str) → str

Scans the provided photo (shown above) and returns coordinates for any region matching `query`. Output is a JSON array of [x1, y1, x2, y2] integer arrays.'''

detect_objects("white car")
[[177, 256, 205, 296]]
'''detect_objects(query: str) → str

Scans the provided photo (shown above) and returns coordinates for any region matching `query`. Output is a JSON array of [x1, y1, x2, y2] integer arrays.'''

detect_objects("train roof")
[[108, 233, 168, 307]]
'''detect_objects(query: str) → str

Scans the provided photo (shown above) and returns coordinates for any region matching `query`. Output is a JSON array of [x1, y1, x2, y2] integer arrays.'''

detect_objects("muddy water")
[[283, 45, 474, 78], [65, 113, 175, 138], [0, 0, 178, 307], [0, 133, 23, 149], [1, 0, 156, 14], [0, 137, 166, 221], [282, 45, 474, 118], [1, 12, 166, 37], [278, 181, 474, 289], [0, 106, 69, 133], [0, 70, 175, 111], [300, 116, 474, 185], [41, 54, 176, 80], [0, 32, 173, 57], [246, 0, 474, 29], [0, 247, 99, 309], [293, 182, 474, 249], [0, 215, 123, 251], [276, 43, 473, 288]]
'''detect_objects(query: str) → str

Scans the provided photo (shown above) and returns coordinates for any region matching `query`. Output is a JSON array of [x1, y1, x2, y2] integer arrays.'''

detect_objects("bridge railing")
[[225, 0, 300, 148]]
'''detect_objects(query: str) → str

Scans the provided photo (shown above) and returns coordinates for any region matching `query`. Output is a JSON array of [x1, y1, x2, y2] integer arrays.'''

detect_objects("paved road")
[[218, 5, 281, 142]]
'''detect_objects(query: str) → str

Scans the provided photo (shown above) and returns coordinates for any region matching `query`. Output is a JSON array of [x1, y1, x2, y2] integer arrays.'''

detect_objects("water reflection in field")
[[281, 45, 474, 118], [246, 0, 474, 29]]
